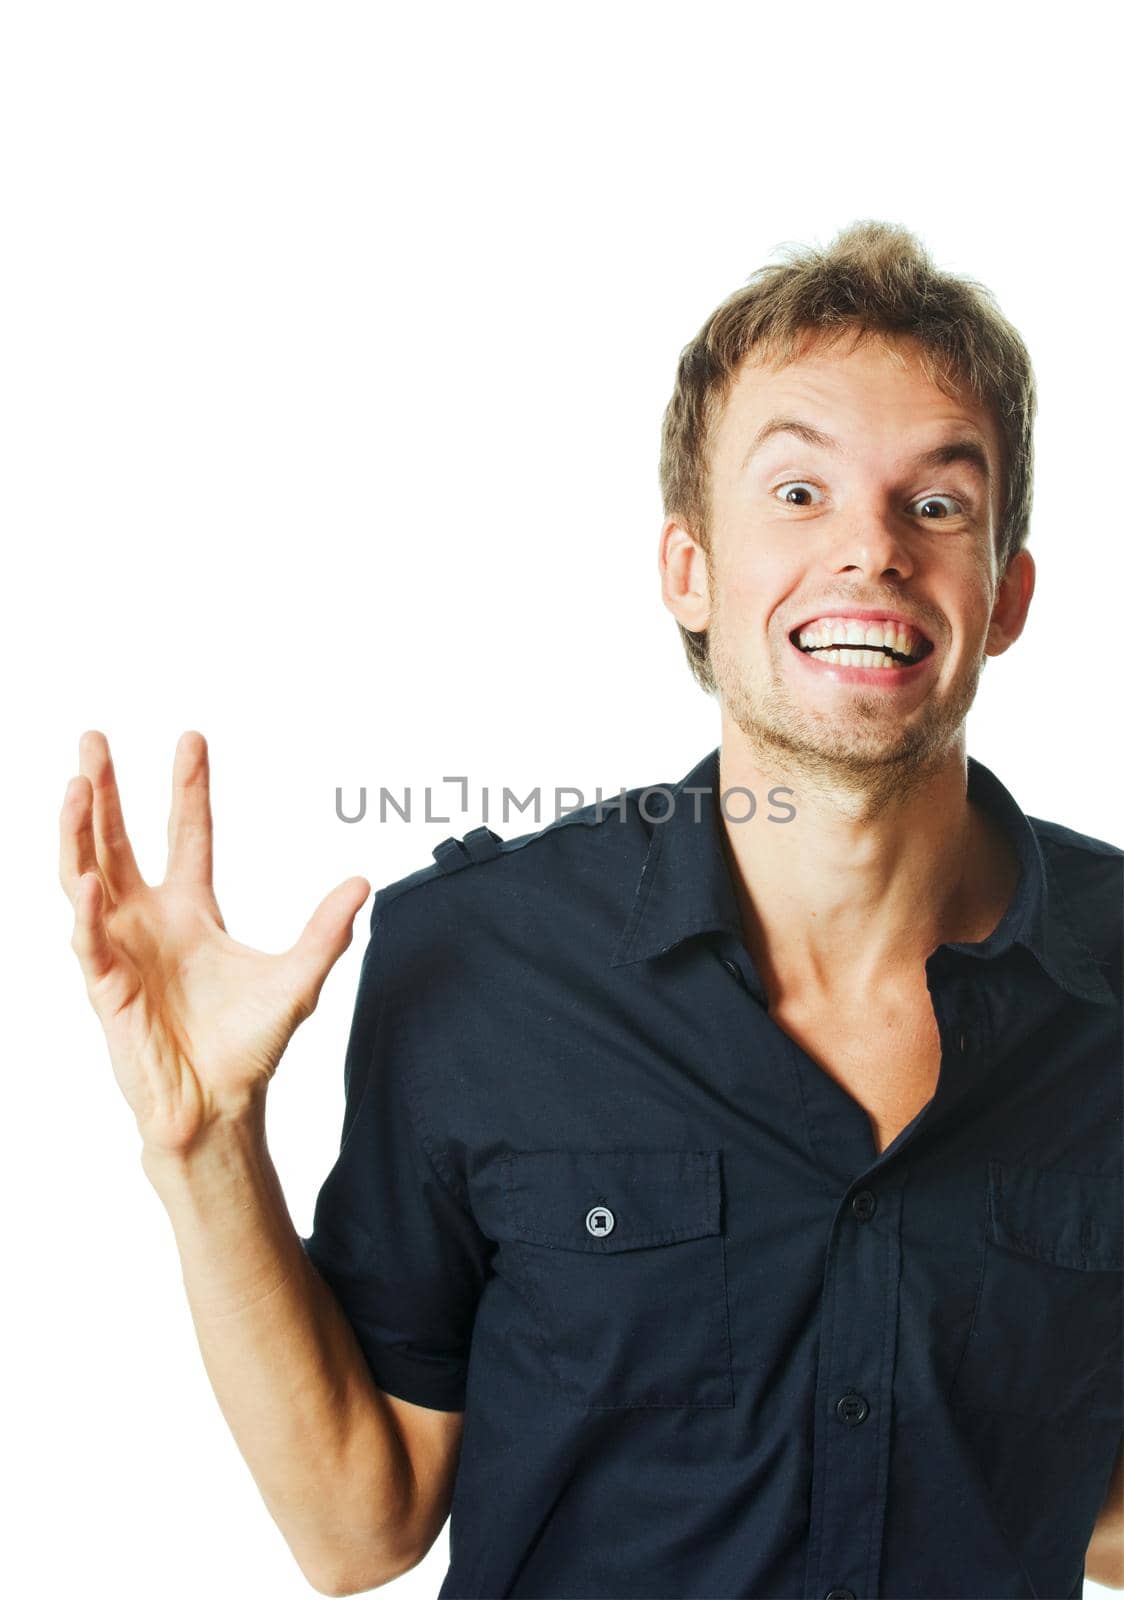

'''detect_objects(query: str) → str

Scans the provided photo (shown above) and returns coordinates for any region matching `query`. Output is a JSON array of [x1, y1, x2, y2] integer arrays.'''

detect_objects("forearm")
[[141, 1111, 418, 1594]]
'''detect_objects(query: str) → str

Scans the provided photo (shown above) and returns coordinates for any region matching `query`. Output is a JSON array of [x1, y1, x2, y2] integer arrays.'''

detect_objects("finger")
[[78, 731, 146, 899], [165, 730, 214, 887], [70, 871, 120, 989], [59, 774, 107, 906], [281, 877, 372, 1020]]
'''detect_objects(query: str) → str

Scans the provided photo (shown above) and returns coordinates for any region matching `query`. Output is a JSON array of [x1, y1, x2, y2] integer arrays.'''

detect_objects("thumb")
[[282, 875, 372, 1019]]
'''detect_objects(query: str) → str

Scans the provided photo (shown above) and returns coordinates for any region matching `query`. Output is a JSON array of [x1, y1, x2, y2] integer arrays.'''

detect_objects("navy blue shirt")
[[300, 745, 1123, 1599]]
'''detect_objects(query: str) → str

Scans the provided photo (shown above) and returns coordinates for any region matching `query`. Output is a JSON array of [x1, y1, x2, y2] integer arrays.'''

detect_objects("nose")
[[827, 515, 915, 582]]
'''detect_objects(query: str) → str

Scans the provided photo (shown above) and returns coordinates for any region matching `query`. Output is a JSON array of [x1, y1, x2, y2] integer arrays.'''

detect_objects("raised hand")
[[59, 730, 371, 1156]]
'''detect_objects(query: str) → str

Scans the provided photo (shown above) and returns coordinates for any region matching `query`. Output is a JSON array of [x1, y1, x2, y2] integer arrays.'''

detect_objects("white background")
[[4, 2, 1121, 1596]]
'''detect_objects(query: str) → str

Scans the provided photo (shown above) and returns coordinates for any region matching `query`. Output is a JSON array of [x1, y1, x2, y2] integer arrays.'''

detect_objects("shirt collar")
[[609, 744, 1115, 1007]]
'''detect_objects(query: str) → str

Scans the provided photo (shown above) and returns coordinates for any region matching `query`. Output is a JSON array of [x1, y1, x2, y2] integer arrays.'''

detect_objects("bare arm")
[[1087, 1439, 1124, 1591], [141, 1113, 452, 1593], [60, 730, 461, 1594]]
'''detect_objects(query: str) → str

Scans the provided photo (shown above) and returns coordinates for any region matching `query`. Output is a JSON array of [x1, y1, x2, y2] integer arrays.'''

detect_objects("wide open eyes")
[[772, 481, 967, 519]]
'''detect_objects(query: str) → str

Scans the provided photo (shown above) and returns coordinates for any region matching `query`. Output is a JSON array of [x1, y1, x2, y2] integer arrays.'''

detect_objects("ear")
[[985, 548, 1035, 657], [660, 516, 711, 632]]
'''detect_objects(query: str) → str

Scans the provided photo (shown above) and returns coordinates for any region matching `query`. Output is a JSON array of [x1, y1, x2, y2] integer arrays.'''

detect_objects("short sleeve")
[[299, 890, 489, 1412]]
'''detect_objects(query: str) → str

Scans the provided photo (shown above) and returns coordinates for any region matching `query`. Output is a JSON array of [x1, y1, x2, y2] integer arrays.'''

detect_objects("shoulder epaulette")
[[431, 825, 505, 874]]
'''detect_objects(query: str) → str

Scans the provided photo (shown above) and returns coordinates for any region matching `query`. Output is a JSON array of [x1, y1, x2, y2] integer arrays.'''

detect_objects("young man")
[[61, 220, 1122, 1598]]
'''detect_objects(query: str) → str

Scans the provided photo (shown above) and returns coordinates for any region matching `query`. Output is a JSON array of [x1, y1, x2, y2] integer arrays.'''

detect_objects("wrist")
[[140, 1105, 269, 1196]]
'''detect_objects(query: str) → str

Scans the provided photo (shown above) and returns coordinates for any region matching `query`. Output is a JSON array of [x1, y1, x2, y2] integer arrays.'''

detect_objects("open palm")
[[59, 730, 371, 1155]]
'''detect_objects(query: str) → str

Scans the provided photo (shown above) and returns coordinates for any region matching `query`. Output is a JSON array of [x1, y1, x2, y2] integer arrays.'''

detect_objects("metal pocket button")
[[585, 1204, 615, 1237]]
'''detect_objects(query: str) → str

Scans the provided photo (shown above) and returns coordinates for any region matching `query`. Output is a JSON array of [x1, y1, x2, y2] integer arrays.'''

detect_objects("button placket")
[[804, 1184, 902, 1599]]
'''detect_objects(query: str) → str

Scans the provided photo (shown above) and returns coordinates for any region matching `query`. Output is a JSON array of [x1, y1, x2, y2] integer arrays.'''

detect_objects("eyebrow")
[[741, 415, 993, 486]]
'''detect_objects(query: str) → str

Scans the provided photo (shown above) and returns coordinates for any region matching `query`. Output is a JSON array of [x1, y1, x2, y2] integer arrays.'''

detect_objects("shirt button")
[[825, 1590, 856, 1599], [835, 1391, 869, 1425], [720, 958, 745, 985], [851, 1189, 877, 1222], [585, 1205, 615, 1237]]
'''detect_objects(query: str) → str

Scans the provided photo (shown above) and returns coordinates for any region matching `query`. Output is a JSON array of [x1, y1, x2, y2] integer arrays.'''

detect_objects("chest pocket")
[[949, 1159, 1123, 1422], [499, 1148, 734, 1410]]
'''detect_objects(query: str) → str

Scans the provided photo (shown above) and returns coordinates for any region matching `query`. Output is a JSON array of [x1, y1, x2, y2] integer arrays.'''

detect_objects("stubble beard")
[[707, 601, 985, 816]]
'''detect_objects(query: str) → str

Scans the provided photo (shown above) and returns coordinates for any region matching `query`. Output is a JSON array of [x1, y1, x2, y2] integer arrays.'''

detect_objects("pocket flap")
[[988, 1159, 1123, 1271], [502, 1149, 721, 1252]]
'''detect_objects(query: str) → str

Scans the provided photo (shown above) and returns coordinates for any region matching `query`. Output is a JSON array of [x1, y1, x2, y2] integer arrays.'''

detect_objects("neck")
[[715, 721, 1020, 1007]]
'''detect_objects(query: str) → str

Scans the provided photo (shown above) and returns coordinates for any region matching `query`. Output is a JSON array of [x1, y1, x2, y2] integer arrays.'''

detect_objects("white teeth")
[[796, 618, 925, 658], [811, 647, 903, 669]]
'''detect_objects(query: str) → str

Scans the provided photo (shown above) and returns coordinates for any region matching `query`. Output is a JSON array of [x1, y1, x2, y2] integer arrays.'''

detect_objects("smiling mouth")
[[788, 627, 935, 669]]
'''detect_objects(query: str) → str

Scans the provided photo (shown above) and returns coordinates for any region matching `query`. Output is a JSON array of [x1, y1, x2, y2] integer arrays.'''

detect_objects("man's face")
[[664, 331, 1033, 792]]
